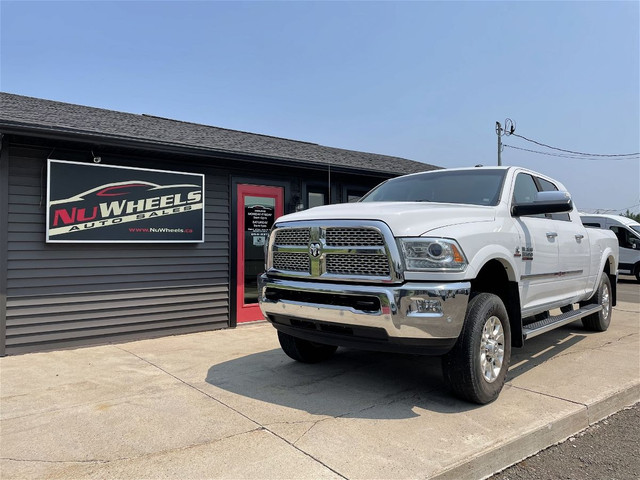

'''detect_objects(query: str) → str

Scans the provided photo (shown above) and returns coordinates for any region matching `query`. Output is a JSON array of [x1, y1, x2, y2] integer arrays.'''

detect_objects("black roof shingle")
[[0, 92, 438, 175]]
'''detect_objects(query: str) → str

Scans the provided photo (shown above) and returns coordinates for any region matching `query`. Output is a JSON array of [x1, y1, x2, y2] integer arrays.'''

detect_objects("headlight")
[[399, 238, 467, 271]]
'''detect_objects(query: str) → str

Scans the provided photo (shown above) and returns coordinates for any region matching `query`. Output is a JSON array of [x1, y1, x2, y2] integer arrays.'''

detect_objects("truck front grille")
[[269, 223, 397, 281], [273, 252, 310, 272], [325, 254, 391, 276], [274, 228, 310, 246], [325, 228, 385, 246]]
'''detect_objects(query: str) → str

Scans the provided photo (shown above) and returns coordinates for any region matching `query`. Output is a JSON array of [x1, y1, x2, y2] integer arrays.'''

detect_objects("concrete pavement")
[[1, 299, 638, 479]]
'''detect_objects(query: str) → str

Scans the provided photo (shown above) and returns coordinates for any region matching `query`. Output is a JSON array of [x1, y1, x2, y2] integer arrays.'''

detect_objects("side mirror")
[[512, 191, 573, 217]]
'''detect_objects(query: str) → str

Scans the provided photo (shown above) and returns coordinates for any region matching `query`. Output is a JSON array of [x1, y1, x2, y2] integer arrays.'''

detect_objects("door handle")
[[575, 234, 584, 240], [546, 232, 558, 238]]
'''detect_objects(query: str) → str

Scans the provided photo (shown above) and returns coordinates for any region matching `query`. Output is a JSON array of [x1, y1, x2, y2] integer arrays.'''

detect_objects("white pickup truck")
[[258, 166, 619, 404]]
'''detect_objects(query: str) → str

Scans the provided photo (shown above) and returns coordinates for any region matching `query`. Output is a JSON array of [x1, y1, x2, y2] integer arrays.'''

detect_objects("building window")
[[307, 189, 327, 208], [346, 188, 369, 203]]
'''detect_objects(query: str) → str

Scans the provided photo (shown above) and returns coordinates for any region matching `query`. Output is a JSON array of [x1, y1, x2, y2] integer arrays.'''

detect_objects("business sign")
[[245, 204, 275, 232], [46, 160, 205, 243]]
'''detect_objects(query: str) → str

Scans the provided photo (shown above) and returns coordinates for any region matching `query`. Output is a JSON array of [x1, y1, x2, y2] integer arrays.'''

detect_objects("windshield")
[[631, 225, 640, 235], [360, 169, 507, 206]]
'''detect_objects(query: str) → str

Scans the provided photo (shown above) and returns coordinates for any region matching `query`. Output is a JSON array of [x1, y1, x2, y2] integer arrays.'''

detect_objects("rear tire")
[[581, 274, 612, 332], [442, 293, 511, 404], [277, 331, 337, 363]]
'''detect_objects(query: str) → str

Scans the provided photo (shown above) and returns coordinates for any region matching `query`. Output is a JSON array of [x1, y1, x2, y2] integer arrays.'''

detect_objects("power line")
[[509, 132, 639, 158], [503, 144, 640, 160], [580, 203, 640, 214], [617, 202, 640, 213]]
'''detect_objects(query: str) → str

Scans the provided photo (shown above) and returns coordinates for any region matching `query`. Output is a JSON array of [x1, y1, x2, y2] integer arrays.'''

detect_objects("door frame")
[[230, 177, 289, 327]]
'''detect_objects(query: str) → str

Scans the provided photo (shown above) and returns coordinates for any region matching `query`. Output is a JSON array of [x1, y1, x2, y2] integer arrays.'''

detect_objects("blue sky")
[[1, 1, 639, 213]]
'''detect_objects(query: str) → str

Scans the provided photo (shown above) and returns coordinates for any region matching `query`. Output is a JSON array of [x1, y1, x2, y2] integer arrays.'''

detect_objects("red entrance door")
[[236, 184, 283, 323]]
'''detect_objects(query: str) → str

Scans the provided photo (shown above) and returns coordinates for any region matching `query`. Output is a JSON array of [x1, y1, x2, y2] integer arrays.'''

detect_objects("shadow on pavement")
[[507, 324, 587, 381], [206, 347, 470, 419], [205, 322, 589, 419]]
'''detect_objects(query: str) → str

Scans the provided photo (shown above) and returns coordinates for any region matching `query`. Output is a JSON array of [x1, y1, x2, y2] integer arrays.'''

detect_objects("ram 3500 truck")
[[258, 166, 619, 404]]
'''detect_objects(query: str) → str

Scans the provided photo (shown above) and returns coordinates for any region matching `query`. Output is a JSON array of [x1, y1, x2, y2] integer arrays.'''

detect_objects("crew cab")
[[258, 166, 619, 404]]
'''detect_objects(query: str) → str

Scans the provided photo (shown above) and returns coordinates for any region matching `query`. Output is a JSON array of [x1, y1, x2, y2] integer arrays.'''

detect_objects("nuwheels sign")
[[46, 160, 205, 243]]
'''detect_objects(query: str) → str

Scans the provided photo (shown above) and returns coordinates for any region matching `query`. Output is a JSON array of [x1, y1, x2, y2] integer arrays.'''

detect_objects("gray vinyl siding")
[[4, 146, 230, 355]]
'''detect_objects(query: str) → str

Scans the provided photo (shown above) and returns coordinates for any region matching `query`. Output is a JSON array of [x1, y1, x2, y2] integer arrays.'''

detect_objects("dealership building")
[[0, 92, 437, 355]]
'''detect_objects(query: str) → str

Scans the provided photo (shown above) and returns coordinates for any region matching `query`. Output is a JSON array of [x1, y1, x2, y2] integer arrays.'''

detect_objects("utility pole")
[[496, 122, 503, 166], [495, 118, 515, 166]]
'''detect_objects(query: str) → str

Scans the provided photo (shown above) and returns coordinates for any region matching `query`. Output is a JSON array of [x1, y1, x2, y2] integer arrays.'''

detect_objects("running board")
[[522, 304, 602, 340]]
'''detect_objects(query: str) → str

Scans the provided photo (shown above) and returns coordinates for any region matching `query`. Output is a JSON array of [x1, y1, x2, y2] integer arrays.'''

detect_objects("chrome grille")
[[274, 228, 310, 246], [325, 228, 384, 246], [269, 223, 396, 281], [325, 254, 390, 277], [273, 252, 310, 272]]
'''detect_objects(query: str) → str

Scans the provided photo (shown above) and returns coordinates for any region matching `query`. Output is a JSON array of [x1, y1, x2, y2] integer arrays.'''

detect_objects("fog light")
[[407, 298, 443, 315]]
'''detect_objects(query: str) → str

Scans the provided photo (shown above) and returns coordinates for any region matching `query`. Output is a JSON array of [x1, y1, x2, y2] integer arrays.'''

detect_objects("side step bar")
[[522, 304, 602, 340]]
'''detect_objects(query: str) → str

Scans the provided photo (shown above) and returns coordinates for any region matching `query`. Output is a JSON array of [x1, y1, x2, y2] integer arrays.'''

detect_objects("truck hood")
[[276, 202, 496, 237]]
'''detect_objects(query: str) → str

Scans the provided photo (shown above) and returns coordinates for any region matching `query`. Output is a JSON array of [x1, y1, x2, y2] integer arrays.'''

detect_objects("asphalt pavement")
[[1, 286, 638, 479], [489, 402, 640, 480], [489, 278, 640, 480], [618, 275, 639, 303]]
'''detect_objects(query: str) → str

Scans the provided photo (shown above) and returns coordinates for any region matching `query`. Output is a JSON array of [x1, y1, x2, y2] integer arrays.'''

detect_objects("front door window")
[[236, 184, 283, 323]]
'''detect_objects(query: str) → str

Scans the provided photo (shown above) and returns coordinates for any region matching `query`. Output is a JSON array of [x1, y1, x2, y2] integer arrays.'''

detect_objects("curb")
[[432, 382, 640, 480]]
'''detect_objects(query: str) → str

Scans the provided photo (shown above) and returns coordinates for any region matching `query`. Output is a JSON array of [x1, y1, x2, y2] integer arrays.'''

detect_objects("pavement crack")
[[613, 308, 639, 313], [292, 389, 417, 446], [509, 385, 589, 408], [1, 428, 265, 466], [589, 332, 638, 351], [292, 421, 323, 445], [0, 457, 110, 465], [115, 347, 348, 479], [115, 346, 263, 429], [529, 332, 639, 361], [118, 428, 265, 461], [576, 333, 638, 355], [1, 391, 156, 422]]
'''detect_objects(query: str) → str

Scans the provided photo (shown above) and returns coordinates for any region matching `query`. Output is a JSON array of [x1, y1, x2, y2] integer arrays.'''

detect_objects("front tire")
[[442, 293, 511, 404], [581, 274, 612, 332], [277, 331, 338, 363]]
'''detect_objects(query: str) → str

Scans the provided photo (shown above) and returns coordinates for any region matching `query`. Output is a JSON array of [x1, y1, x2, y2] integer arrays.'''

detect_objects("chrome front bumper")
[[258, 275, 471, 343]]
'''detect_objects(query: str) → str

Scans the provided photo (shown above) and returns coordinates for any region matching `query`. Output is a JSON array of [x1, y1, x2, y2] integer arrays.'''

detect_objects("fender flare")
[[594, 247, 618, 305], [467, 245, 519, 282], [467, 247, 523, 347]]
